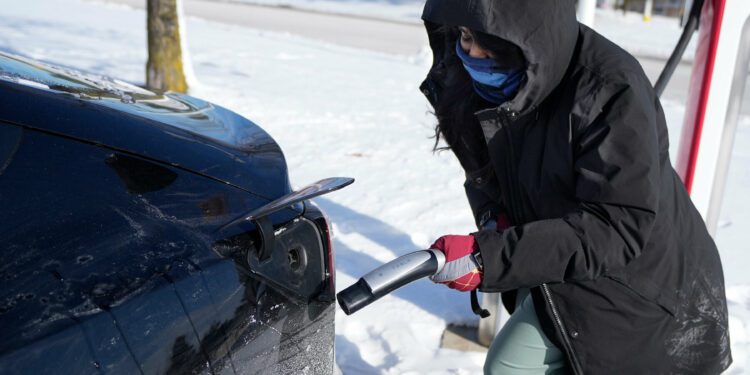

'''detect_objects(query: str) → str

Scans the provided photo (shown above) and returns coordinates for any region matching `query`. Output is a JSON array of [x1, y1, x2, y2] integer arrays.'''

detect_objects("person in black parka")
[[419, 0, 732, 374]]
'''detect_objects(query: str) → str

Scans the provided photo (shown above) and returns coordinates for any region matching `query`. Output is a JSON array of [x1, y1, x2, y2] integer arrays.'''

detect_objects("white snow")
[[177, 0, 199, 88], [0, 0, 745, 373], [215, 0, 426, 25], [205, 0, 696, 60]]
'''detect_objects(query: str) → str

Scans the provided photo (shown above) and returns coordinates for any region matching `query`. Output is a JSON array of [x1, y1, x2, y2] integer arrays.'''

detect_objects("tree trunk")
[[146, 0, 188, 93], [643, 0, 654, 21]]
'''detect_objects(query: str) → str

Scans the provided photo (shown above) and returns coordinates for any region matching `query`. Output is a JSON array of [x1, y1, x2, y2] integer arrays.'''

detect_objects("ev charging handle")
[[337, 249, 446, 315]]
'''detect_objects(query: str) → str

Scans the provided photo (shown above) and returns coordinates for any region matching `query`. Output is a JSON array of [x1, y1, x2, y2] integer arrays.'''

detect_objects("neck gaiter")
[[455, 40, 526, 105]]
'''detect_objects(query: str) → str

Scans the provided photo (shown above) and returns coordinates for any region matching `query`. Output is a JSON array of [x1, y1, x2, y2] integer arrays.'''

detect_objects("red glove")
[[429, 235, 482, 292]]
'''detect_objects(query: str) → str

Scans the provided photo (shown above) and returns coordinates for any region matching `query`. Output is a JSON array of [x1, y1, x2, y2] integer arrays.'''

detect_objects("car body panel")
[[0, 53, 291, 200], [0, 53, 335, 374]]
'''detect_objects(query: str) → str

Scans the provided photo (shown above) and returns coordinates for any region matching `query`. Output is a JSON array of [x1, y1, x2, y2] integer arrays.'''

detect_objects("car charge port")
[[288, 246, 307, 274]]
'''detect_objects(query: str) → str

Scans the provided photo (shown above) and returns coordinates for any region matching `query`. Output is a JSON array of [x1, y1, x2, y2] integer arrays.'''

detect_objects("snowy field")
[[216, 0, 426, 24], [0, 0, 747, 373], [211, 0, 696, 60]]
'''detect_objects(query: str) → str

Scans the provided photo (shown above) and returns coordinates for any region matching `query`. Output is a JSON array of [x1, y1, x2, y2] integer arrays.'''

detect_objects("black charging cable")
[[654, 0, 707, 97]]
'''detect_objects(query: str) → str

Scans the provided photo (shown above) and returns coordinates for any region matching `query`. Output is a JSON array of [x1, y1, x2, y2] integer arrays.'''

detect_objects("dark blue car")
[[0, 52, 350, 374]]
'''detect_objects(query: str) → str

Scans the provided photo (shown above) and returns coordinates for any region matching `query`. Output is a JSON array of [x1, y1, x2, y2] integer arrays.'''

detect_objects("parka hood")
[[422, 0, 579, 115]]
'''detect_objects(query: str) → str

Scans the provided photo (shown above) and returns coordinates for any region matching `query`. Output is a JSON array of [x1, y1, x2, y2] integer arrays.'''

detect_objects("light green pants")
[[484, 289, 568, 375]]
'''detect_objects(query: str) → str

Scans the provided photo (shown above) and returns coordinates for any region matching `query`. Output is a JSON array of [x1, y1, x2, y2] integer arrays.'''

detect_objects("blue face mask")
[[455, 40, 526, 105]]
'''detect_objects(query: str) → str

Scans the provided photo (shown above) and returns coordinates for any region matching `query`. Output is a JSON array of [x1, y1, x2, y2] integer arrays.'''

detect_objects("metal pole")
[[477, 293, 501, 346], [705, 24, 750, 236], [644, 0, 654, 21], [577, 0, 597, 28]]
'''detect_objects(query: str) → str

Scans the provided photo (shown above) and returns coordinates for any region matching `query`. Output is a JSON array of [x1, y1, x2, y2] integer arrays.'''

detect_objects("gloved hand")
[[429, 235, 482, 292]]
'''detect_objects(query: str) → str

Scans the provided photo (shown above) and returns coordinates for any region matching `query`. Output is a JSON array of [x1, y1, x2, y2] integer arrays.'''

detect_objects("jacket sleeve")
[[464, 160, 507, 229], [475, 85, 661, 292], [464, 179, 501, 229]]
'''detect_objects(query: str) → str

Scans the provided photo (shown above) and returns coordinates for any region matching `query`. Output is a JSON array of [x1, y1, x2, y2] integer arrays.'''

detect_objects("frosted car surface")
[[0, 52, 336, 374]]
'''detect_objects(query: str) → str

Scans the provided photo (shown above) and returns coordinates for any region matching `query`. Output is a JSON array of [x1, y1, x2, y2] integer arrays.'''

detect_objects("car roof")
[[0, 52, 290, 199]]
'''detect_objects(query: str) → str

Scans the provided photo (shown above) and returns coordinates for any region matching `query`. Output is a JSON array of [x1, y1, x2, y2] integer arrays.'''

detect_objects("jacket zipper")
[[542, 284, 583, 375], [498, 108, 583, 375], [500, 115, 523, 224]]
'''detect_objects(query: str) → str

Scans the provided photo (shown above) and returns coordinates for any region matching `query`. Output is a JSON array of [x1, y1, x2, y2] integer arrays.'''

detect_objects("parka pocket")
[[605, 271, 678, 317]]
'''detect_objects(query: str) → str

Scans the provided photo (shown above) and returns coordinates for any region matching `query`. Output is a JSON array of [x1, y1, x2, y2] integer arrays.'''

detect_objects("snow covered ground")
[[218, 0, 426, 24], [0, 0, 745, 373], [211, 0, 696, 60]]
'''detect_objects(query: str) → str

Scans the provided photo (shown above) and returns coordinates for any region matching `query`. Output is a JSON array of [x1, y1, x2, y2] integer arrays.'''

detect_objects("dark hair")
[[432, 27, 525, 172]]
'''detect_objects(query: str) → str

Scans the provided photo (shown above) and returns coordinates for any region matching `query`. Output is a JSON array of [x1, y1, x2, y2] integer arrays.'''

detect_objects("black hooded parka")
[[420, 1, 731, 373]]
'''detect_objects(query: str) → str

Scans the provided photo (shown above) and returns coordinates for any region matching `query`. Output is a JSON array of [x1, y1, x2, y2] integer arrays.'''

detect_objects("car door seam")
[[163, 273, 216, 375]]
